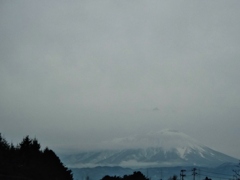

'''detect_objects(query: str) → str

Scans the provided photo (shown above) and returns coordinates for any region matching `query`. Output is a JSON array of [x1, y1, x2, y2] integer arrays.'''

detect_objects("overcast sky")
[[1, 1, 240, 158]]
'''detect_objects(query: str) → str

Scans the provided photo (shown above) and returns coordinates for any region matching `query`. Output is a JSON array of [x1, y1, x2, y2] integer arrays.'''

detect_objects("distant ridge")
[[60, 129, 238, 168]]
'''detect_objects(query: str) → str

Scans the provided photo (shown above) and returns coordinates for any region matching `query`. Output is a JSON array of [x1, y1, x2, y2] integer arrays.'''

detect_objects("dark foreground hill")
[[0, 133, 73, 180]]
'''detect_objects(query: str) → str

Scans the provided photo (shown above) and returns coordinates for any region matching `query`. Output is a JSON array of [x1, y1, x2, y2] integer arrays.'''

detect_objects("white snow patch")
[[176, 147, 186, 159], [199, 152, 205, 158]]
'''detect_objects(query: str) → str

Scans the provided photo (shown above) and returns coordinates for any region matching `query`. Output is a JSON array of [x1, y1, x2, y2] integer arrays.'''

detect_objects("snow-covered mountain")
[[60, 129, 238, 168]]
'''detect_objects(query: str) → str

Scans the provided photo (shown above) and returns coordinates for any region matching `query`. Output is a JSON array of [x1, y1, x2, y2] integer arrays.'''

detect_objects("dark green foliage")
[[0, 133, 73, 180], [101, 171, 149, 180]]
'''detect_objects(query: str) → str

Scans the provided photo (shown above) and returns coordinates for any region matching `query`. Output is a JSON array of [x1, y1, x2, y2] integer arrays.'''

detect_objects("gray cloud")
[[0, 1, 240, 158]]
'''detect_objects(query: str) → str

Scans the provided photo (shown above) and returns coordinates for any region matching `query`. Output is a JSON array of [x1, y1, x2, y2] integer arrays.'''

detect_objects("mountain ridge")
[[60, 129, 238, 168]]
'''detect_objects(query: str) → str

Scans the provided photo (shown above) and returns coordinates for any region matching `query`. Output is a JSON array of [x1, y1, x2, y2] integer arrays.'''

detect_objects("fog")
[[0, 1, 240, 158]]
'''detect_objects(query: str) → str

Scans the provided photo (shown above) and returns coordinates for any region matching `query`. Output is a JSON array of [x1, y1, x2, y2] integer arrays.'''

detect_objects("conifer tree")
[[0, 133, 73, 180]]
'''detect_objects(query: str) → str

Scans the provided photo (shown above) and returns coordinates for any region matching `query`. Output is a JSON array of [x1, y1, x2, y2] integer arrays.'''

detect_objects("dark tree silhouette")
[[101, 171, 149, 180], [168, 175, 178, 180], [204, 177, 212, 180], [0, 133, 73, 180]]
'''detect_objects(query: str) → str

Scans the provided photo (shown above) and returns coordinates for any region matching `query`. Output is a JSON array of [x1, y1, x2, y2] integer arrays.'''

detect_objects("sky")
[[0, 1, 240, 158]]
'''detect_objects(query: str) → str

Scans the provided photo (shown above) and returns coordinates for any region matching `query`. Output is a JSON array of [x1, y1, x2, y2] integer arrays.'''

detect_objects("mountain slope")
[[60, 129, 238, 168], [71, 163, 238, 180]]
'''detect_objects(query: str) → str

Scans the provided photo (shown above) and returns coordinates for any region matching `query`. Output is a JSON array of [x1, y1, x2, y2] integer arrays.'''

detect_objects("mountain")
[[71, 163, 239, 180], [60, 129, 238, 168]]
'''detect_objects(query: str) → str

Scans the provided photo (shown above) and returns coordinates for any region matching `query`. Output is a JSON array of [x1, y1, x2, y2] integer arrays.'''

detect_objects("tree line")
[[1, 133, 239, 180], [0, 133, 73, 180], [101, 171, 149, 180]]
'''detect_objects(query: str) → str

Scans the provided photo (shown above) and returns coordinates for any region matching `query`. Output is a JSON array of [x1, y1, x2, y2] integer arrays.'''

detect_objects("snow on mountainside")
[[105, 129, 205, 151], [60, 129, 238, 168]]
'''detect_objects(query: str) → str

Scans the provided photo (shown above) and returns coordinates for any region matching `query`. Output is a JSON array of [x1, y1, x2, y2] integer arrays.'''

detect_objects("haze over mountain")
[[60, 129, 238, 168], [1, 0, 240, 160]]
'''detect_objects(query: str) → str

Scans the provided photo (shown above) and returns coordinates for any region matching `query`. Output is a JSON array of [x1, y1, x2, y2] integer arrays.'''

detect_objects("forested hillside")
[[0, 134, 73, 180]]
